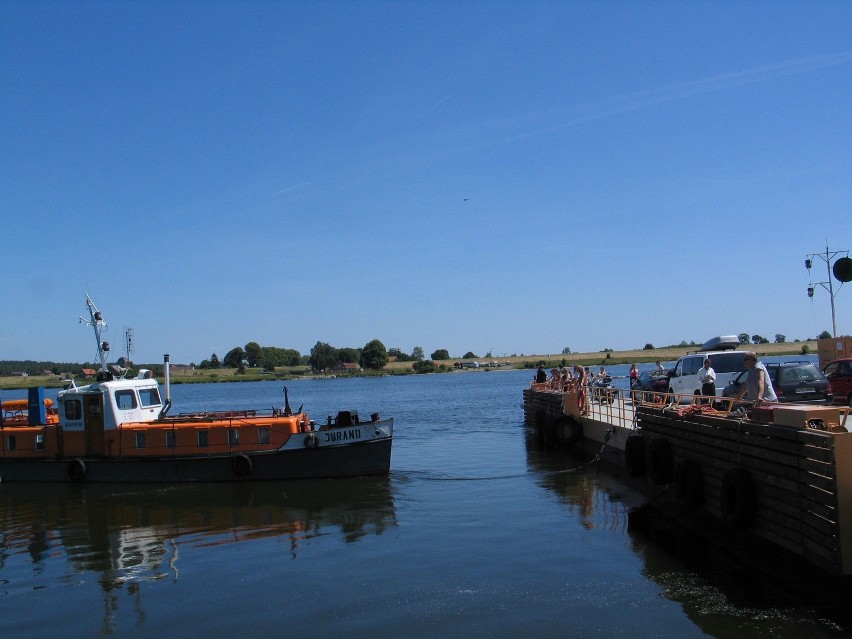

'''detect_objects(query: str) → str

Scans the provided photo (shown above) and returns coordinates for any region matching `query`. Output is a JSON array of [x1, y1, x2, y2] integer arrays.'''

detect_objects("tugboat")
[[0, 297, 393, 482]]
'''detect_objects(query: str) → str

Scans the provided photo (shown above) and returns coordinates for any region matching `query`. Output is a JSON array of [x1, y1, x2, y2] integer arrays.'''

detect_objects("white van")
[[668, 337, 749, 398]]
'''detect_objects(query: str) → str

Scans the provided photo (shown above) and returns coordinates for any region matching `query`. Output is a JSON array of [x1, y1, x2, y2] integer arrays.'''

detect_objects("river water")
[[1, 366, 849, 638]]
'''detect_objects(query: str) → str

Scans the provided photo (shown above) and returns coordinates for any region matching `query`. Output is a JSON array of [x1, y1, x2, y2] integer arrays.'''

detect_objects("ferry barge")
[[0, 297, 393, 483], [524, 377, 852, 575]]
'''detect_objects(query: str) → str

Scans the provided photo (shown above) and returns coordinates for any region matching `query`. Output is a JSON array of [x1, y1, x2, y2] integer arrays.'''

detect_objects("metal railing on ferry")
[[530, 379, 851, 432], [530, 380, 742, 428]]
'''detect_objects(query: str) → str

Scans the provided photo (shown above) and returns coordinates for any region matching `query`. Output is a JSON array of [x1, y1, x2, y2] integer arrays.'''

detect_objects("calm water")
[[1, 366, 848, 638]]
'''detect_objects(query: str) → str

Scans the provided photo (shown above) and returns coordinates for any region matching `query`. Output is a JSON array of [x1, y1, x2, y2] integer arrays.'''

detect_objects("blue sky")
[[2, 1, 851, 365]]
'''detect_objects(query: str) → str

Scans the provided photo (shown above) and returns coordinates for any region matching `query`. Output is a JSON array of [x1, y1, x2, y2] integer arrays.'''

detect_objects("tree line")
[[198, 343, 303, 371], [0, 343, 476, 378], [197, 342, 484, 373], [0, 360, 92, 377], [636, 331, 831, 351], [199, 339, 431, 372]]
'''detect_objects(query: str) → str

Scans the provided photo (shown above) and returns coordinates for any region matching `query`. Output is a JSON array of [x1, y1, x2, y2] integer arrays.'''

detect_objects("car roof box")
[[698, 335, 740, 352]]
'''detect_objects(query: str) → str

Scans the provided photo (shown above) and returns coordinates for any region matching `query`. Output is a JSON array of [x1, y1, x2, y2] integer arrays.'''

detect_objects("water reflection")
[[523, 429, 647, 534], [0, 477, 397, 586], [522, 429, 852, 636]]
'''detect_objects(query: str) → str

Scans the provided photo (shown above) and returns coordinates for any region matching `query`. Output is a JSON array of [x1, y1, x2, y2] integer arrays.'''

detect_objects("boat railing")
[[579, 387, 743, 431], [583, 385, 637, 428], [629, 389, 740, 414], [529, 380, 847, 429], [167, 410, 260, 420], [528, 382, 743, 428]]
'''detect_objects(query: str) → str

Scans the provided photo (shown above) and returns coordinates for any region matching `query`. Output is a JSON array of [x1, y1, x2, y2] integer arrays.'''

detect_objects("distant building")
[[81, 368, 97, 378], [11, 371, 28, 377], [332, 362, 361, 372]]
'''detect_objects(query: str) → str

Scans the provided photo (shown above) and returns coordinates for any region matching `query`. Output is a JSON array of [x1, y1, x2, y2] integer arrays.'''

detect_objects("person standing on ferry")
[[735, 352, 777, 404], [548, 368, 560, 389], [573, 365, 588, 414], [698, 358, 716, 402]]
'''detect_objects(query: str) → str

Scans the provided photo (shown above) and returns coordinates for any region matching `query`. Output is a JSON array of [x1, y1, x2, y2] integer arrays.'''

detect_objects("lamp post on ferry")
[[806, 244, 851, 338]]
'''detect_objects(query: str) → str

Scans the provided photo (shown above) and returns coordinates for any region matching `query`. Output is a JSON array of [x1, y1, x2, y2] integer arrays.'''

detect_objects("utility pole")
[[806, 244, 850, 338]]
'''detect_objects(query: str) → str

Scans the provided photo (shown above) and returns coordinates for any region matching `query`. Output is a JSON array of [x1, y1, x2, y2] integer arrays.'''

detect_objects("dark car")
[[722, 362, 832, 403], [631, 370, 670, 393]]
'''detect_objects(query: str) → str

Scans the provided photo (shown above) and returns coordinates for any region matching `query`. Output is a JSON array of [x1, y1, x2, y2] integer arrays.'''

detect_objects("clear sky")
[[2, 1, 851, 365]]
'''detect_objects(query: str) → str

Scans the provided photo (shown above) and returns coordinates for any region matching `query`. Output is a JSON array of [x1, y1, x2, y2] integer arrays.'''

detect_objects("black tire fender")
[[673, 458, 704, 510], [231, 453, 253, 477], [67, 458, 87, 481], [534, 410, 547, 446], [648, 437, 674, 485], [553, 415, 583, 447], [540, 416, 558, 448], [624, 436, 646, 477], [304, 433, 319, 449], [721, 467, 757, 528]]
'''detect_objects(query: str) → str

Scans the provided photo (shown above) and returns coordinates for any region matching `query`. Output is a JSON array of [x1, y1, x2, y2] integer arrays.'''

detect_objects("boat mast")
[[81, 295, 110, 372]]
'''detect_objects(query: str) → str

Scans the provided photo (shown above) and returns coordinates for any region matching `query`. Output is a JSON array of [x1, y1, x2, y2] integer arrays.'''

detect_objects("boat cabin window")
[[228, 429, 240, 446], [35, 434, 44, 450], [139, 387, 161, 408], [165, 431, 175, 448], [135, 432, 146, 448], [6, 435, 15, 451], [115, 390, 138, 410], [258, 427, 270, 445], [64, 399, 82, 420], [197, 430, 209, 447]]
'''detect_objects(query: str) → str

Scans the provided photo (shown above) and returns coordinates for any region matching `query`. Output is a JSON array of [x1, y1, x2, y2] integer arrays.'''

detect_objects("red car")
[[822, 359, 852, 406]]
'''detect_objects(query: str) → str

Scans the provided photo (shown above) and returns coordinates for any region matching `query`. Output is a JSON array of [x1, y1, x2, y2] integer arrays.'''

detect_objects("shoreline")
[[0, 341, 818, 391]]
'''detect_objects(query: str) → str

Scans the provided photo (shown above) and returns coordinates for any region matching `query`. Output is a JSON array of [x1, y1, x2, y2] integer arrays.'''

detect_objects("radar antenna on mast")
[[124, 327, 134, 361], [79, 295, 110, 374]]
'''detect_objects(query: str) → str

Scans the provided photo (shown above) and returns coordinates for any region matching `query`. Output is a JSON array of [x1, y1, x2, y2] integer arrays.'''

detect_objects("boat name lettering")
[[323, 428, 362, 443]]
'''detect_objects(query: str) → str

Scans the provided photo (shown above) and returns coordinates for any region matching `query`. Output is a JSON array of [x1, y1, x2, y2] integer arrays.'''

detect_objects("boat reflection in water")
[[1, 477, 396, 593]]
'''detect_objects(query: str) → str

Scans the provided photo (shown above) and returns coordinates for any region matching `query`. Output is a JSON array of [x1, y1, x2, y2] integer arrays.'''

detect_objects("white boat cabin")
[[57, 373, 164, 432]]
